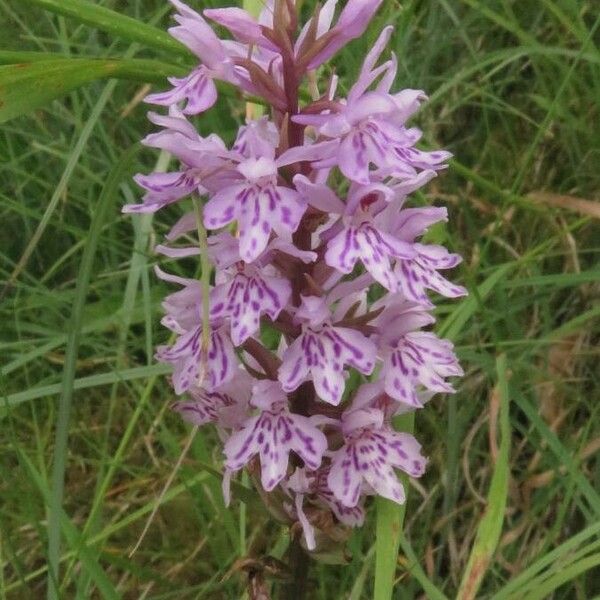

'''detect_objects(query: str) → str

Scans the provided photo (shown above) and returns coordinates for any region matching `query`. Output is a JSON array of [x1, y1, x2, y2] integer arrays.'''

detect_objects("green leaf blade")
[[21, 0, 190, 59], [0, 59, 185, 123], [456, 354, 511, 600]]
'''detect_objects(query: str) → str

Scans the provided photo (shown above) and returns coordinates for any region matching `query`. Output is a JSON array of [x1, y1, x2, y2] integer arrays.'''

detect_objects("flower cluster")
[[125, 0, 466, 551]]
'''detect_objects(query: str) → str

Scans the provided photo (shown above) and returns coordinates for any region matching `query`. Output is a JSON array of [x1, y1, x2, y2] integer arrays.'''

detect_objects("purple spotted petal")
[[313, 467, 366, 527], [382, 331, 463, 405], [145, 68, 218, 115], [224, 382, 327, 490], [204, 182, 307, 263], [325, 220, 415, 290], [394, 245, 467, 305], [123, 171, 202, 213], [156, 326, 237, 394], [328, 410, 426, 507], [279, 319, 376, 405], [211, 269, 292, 346], [173, 369, 253, 428]]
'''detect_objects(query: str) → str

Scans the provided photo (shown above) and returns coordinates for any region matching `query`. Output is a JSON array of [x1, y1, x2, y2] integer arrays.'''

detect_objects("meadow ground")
[[1, 0, 599, 598]]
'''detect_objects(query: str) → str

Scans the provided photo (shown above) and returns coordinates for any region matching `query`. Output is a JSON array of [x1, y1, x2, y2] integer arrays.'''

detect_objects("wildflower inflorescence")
[[124, 0, 467, 551]]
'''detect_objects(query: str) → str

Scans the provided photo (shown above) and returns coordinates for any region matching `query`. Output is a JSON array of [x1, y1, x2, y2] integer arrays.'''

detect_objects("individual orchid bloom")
[[379, 327, 463, 406], [294, 28, 451, 184], [371, 296, 462, 406], [145, 69, 218, 116], [296, 92, 451, 185], [224, 381, 328, 491], [324, 210, 415, 291], [156, 324, 238, 395], [124, 108, 232, 213], [145, 0, 237, 114], [125, 171, 206, 214], [173, 368, 253, 429], [328, 407, 426, 507], [278, 296, 377, 405], [210, 264, 292, 346], [203, 154, 307, 262], [384, 204, 468, 304], [153, 266, 203, 334], [393, 245, 468, 306], [295, 175, 418, 291]]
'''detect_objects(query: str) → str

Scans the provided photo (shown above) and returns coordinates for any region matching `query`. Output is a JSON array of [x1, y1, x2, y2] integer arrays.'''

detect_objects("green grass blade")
[[0, 50, 75, 64], [519, 553, 600, 600], [348, 546, 375, 600], [46, 145, 139, 600], [0, 59, 185, 123], [439, 263, 514, 341], [374, 412, 415, 600], [2, 364, 171, 408], [494, 521, 600, 599], [20, 0, 190, 59], [512, 390, 600, 517], [456, 355, 510, 600], [398, 535, 448, 600], [2, 75, 117, 293], [14, 439, 119, 599], [2, 471, 211, 595]]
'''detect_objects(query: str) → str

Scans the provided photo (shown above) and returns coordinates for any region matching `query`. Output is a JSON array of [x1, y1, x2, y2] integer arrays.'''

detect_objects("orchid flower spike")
[[124, 0, 466, 554]]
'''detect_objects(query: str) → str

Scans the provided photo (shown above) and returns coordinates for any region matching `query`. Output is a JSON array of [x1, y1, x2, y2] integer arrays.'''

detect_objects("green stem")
[[281, 537, 310, 600], [374, 411, 416, 600], [193, 198, 212, 360]]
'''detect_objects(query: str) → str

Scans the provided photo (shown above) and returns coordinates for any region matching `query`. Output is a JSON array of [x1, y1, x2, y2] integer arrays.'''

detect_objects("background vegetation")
[[1, 0, 599, 598]]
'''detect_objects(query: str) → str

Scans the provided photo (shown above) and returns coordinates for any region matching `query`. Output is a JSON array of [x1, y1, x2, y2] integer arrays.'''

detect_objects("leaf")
[[494, 521, 600, 599], [46, 145, 140, 600], [438, 263, 514, 342], [456, 354, 510, 600], [373, 412, 415, 600], [1, 364, 172, 410], [0, 59, 186, 123], [520, 553, 600, 600], [0, 50, 72, 64], [398, 535, 448, 600], [21, 0, 190, 59], [512, 389, 600, 517]]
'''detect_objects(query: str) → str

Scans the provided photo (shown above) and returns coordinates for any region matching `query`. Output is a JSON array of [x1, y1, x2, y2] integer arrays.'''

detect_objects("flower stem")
[[374, 411, 416, 600], [281, 536, 310, 600], [193, 197, 212, 379]]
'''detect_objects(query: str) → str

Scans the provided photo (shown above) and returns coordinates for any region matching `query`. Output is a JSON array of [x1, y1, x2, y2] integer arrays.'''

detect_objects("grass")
[[1, 0, 599, 598]]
